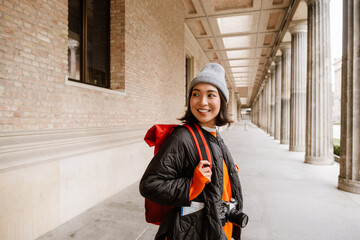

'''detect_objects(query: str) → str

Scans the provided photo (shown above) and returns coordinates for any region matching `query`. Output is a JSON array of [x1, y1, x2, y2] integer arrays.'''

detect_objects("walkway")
[[37, 121, 360, 240]]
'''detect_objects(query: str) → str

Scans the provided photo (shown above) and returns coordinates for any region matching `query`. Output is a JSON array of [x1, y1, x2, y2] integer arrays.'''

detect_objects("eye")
[[208, 93, 217, 98], [192, 93, 200, 97]]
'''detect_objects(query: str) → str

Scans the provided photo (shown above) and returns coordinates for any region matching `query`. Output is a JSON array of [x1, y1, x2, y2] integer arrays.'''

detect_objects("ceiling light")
[[229, 59, 252, 67], [222, 35, 252, 49], [226, 49, 253, 59], [217, 15, 252, 34], [231, 67, 251, 73], [232, 72, 251, 78]]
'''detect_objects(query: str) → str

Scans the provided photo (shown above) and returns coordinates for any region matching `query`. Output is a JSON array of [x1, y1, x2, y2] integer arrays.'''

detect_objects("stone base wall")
[[0, 127, 153, 240]]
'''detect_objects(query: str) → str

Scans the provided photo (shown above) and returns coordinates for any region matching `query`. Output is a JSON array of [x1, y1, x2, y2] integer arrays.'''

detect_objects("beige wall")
[[0, 161, 60, 240]]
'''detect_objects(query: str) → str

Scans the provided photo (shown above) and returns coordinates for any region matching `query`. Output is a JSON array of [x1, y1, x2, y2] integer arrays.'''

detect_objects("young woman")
[[140, 63, 245, 240]]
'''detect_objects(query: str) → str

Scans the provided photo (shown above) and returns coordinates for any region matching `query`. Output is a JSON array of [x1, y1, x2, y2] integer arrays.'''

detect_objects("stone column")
[[228, 88, 236, 122], [262, 87, 266, 130], [238, 101, 241, 122], [263, 86, 267, 131], [256, 100, 258, 125], [266, 77, 272, 134], [263, 82, 268, 132], [274, 56, 282, 140], [280, 42, 291, 144], [253, 100, 255, 124], [265, 81, 268, 131], [305, 0, 333, 165], [263, 82, 267, 131], [251, 101, 253, 123], [254, 99, 259, 126], [288, 20, 307, 152], [256, 100, 259, 126], [259, 88, 265, 130], [258, 99, 261, 126], [256, 96, 260, 128], [252, 99, 255, 125], [258, 93, 262, 128], [256, 95, 260, 128], [252, 99, 255, 124], [255, 97, 259, 126], [270, 66, 276, 137], [338, 0, 360, 194]]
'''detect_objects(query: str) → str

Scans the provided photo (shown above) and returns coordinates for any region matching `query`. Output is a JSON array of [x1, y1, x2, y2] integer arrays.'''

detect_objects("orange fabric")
[[189, 167, 210, 200], [222, 159, 233, 240], [209, 131, 233, 240]]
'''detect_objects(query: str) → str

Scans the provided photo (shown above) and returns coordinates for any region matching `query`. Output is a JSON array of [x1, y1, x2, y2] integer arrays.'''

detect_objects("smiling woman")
[[140, 63, 246, 240]]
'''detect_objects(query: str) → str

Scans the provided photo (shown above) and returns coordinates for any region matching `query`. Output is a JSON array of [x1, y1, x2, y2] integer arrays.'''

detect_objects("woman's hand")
[[197, 160, 212, 182]]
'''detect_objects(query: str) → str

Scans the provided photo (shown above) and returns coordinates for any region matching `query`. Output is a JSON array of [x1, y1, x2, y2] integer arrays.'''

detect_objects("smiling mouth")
[[198, 109, 210, 113]]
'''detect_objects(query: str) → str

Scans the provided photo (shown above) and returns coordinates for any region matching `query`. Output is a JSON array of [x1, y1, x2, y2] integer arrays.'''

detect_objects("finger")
[[199, 160, 211, 168], [202, 168, 211, 173], [201, 169, 212, 178]]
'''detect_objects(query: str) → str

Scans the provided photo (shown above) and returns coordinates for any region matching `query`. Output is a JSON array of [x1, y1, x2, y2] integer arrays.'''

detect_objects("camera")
[[219, 198, 249, 228]]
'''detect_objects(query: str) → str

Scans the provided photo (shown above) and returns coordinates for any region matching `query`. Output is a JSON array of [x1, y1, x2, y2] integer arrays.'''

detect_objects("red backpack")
[[143, 123, 213, 225]]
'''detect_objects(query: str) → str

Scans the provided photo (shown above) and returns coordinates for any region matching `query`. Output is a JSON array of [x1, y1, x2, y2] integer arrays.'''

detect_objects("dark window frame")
[[185, 55, 194, 106], [68, 0, 110, 89]]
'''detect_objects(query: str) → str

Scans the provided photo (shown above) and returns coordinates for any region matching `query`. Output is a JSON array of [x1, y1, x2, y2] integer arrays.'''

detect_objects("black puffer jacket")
[[139, 125, 243, 240]]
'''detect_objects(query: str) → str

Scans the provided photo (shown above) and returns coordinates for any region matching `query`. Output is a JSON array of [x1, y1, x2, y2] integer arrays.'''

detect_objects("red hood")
[[144, 124, 178, 154]]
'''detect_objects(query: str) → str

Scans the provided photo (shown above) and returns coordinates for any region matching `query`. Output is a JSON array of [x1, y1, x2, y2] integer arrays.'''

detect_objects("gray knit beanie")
[[188, 63, 229, 103]]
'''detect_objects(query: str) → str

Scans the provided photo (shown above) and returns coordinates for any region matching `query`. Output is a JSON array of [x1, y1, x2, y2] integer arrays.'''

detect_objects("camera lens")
[[228, 210, 249, 228]]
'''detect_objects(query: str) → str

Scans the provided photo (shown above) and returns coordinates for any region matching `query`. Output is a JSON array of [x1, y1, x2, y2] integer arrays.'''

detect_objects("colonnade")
[[250, 0, 360, 194]]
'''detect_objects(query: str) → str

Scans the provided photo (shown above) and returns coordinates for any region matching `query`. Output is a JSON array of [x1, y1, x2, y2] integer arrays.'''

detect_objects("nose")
[[200, 95, 208, 106]]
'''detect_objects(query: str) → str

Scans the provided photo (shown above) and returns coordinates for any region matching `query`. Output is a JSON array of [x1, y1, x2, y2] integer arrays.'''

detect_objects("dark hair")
[[179, 88, 233, 127]]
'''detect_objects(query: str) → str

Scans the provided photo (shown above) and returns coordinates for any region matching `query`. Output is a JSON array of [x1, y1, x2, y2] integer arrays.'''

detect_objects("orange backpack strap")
[[184, 124, 213, 169]]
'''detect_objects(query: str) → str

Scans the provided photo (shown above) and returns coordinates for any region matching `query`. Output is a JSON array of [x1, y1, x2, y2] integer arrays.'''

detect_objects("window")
[[68, 0, 110, 88]]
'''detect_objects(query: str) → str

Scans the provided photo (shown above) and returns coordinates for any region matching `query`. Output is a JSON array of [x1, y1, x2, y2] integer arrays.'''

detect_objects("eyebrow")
[[192, 88, 218, 93]]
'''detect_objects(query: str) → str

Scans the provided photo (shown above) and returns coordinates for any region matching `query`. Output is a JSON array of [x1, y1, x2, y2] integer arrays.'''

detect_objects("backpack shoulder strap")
[[184, 124, 213, 169]]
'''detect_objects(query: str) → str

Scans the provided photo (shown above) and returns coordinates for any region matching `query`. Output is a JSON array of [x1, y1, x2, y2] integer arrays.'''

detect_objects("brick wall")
[[0, 0, 186, 131], [124, 0, 186, 124], [110, 0, 125, 90], [1, 0, 68, 131]]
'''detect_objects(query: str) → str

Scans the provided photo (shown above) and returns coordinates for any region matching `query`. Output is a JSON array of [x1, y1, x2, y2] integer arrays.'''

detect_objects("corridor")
[[37, 121, 360, 240]]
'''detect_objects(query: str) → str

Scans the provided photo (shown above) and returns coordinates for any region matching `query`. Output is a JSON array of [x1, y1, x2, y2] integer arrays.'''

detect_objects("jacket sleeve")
[[139, 131, 192, 207], [189, 167, 209, 201]]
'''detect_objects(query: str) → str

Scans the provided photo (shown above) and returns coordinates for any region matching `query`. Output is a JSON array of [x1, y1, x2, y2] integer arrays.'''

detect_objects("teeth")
[[198, 109, 210, 113]]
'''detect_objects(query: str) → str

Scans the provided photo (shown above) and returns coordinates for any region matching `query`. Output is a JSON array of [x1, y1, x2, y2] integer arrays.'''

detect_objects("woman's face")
[[190, 83, 221, 128]]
